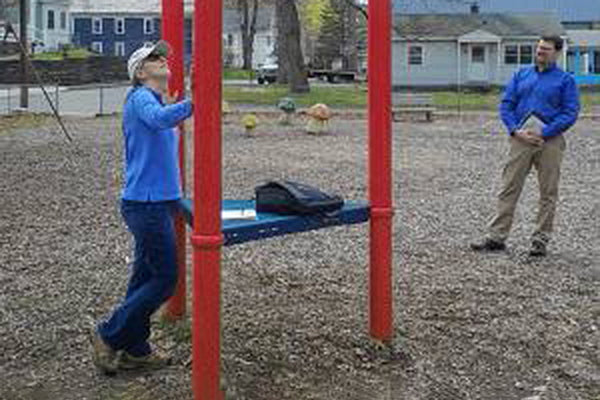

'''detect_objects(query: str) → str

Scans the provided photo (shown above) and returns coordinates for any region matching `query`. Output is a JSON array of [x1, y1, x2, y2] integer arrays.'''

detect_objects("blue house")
[[68, 0, 275, 69], [70, 0, 161, 57]]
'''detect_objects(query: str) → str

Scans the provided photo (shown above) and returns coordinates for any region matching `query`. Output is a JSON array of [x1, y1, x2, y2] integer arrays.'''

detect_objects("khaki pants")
[[488, 135, 566, 243]]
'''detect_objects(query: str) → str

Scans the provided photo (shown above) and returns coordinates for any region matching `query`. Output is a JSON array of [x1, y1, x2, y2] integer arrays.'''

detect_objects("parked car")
[[256, 64, 278, 84]]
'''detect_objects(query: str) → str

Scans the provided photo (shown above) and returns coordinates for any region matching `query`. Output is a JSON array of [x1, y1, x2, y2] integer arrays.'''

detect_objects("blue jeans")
[[98, 199, 179, 357]]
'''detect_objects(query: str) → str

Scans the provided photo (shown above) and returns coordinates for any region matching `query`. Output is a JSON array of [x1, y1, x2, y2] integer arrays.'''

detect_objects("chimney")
[[470, 2, 480, 14]]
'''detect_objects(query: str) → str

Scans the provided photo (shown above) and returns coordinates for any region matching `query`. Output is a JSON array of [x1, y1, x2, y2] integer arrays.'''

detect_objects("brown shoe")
[[90, 330, 118, 376], [470, 238, 506, 252], [118, 349, 172, 371], [529, 240, 547, 257]]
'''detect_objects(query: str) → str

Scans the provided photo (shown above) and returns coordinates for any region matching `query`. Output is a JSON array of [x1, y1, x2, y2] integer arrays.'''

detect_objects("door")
[[468, 45, 487, 81]]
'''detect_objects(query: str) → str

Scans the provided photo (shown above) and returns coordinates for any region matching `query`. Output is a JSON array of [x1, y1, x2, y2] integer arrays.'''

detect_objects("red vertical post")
[[162, 0, 187, 320], [368, 0, 393, 342], [191, 0, 224, 399]]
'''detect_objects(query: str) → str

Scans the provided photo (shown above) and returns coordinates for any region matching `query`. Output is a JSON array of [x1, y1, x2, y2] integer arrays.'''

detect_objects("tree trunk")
[[276, 0, 309, 93], [238, 0, 259, 70], [345, 5, 358, 71]]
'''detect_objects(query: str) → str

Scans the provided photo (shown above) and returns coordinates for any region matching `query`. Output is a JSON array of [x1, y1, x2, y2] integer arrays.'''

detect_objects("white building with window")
[[28, 0, 72, 51], [220, 7, 276, 69], [392, 12, 566, 88]]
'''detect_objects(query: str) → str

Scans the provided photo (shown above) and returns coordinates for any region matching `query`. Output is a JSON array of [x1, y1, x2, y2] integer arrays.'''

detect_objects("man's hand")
[[514, 129, 544, 146]]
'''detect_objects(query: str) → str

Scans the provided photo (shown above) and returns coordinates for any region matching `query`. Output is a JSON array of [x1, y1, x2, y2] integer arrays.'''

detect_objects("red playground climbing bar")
[[162, 0, 393, 398]]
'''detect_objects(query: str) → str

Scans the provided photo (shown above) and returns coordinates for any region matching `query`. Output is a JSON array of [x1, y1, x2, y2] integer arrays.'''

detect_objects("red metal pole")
[[162, 0, 187, 320], [368, 0, 393, 342], [192, 0, 224, 399]]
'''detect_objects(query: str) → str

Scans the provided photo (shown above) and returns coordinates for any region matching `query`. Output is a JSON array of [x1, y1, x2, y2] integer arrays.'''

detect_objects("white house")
[[0, 0, 71, 50], [392, 12, 566, 88], [29, 0, 72, 51], [209, 7, 276, 69]]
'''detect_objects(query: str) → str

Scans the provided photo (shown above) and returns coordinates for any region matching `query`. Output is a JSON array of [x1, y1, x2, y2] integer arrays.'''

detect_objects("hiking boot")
[[90, 330, 118, 376], [118, 350, 172, 371], [470, 238, 506, 252], [529, 240, 547, 257]]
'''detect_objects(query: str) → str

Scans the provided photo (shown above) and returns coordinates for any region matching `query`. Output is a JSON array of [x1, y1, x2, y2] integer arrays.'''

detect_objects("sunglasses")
[[146, 53, 165, 62]]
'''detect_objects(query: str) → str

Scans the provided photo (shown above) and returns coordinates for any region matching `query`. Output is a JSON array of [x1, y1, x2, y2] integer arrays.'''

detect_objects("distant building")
[[69, 0, 276, 68], [70, 0, 161, 57], [392, 12, 565, 88], [566, 30, 600, 85], [393, 0, 600, 24], [1, 1, 71, 51]]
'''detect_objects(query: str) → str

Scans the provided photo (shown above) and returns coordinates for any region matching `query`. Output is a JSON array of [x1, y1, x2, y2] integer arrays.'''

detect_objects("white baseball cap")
[[127, 40, 169, 82]]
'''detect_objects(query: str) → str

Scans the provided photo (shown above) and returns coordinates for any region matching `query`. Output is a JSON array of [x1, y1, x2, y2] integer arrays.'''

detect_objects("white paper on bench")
[[222, 209, 257, 220]]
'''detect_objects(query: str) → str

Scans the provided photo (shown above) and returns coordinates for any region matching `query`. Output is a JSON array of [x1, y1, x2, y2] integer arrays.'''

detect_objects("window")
[[505, 44, 534, 65], [91, 41, 103, 54], [471, 46, 485, 63], [60, 12, 66, 30], [47, 10, 55, 30], [115, 18, 125, 35], [115, 42, 125, 57], [505, 45, 518, 64], [519, 45, 533, 64], [408, 46, 423, 65], [266, 35, 272, 47], [227, 34, 234, 47], [92, 17, 102, 34], [144, 18, 154, 34]]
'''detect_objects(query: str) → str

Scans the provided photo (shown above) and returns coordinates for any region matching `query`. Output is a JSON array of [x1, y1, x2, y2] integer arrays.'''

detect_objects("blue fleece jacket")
[[499, 64, 580, 139], [121, 85, 192, 201]]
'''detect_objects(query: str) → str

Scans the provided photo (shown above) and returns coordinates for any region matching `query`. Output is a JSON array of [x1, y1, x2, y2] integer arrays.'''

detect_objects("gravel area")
[[1, 113, 598, 400]]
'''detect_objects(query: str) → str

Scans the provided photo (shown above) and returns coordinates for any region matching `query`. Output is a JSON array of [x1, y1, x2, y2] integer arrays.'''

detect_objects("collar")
[[535, 62, 558, 73], [142, 84, 164, 103]]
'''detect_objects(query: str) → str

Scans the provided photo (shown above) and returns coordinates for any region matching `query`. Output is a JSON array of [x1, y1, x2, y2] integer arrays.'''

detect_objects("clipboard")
[[518, 112, 547, 135]]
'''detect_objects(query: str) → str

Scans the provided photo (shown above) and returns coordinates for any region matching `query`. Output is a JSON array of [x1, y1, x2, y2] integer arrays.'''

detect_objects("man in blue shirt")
[[91, 41, 193, 374], [471, 36, 580, 257]]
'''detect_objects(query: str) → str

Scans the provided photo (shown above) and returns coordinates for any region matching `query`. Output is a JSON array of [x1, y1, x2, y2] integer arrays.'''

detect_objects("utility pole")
[[20, 0, 29, 108]]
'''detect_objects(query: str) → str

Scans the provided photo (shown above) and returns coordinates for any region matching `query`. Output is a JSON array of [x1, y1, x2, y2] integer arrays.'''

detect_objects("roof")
[[69, 1, 274, 32], [394, 13, 565, 39], [567, 29, 600, 47], [393, 0, 600, 22], [69, 0, 165, 14]]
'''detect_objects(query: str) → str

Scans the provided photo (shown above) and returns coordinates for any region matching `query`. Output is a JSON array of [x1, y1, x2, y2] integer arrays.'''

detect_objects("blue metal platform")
[[178, 199, 370, 246]]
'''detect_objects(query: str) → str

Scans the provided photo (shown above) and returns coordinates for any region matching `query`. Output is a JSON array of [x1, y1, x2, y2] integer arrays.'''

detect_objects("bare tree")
[[276, 0, 309, 93], [342, 0, 367, 19], [317, 0, 360, 71], [0, 0, 19, 22], [237, 0, 259, 70]]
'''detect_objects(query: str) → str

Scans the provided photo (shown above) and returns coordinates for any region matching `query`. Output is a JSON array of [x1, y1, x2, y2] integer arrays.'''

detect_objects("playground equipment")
[[162, 1, 392, 398], [572, 45, 600, 85]]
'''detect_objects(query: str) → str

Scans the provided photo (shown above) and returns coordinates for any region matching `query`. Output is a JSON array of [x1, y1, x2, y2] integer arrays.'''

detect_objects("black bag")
[[255, 180, 344, 215]]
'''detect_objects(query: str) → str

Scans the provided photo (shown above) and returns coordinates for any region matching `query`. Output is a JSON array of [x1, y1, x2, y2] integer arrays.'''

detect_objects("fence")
[[0, 82, 131, 116]]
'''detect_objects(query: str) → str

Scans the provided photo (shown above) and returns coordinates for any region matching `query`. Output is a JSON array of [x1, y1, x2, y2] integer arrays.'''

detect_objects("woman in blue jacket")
[[92, 41, 192, 374]]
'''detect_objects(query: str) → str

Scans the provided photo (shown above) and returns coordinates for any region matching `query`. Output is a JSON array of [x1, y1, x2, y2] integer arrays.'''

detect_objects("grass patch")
[[223, 85, 367, 107], [33, 48, 93, 60], [581, 92, 600, 112], [224, 85, 600, 110], [433, 90, 502, 111], [223, 68, 255, 80]]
